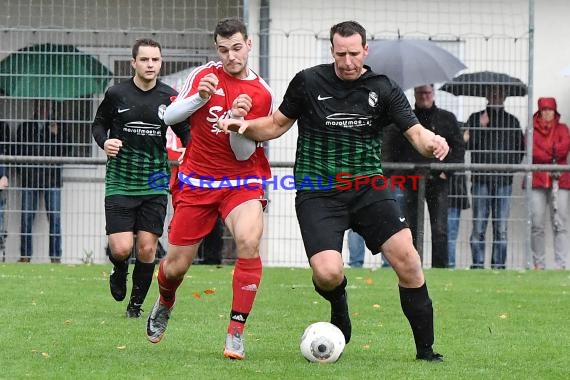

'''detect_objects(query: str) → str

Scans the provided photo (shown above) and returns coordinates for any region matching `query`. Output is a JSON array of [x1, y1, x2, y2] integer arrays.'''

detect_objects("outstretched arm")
[[217, 109, 296, 141], [404, 124, 449, 160]]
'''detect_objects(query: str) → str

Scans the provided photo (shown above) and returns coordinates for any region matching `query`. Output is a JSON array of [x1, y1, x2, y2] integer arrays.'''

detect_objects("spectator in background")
[[348, 229, 392, 268], [466, 86, 524, 269], [347, 229, 364, 268], [447, 126, 470, 268], [383, 84, 464, 268], [13, 100, 67, 263], [0, 121, 10, 251], [527, 97, 570, 270]]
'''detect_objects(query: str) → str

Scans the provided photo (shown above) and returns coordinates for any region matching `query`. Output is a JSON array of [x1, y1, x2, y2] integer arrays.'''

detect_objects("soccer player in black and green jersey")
[[218, 21, 448, 361], [92, 39, 188, 318]]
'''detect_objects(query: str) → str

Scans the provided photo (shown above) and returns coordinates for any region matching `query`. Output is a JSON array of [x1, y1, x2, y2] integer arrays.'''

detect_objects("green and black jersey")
[[92, 79, 188, 196], [278, 63, 418, 188]]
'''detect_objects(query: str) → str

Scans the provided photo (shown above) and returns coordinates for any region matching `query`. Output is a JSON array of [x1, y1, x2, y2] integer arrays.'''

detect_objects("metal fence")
[[2, 0, 564, 269], [1, 156, 568, 269]]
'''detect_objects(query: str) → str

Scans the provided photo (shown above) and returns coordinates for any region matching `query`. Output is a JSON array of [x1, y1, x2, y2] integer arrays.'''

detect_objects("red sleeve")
[[177, 64, 213, 100]]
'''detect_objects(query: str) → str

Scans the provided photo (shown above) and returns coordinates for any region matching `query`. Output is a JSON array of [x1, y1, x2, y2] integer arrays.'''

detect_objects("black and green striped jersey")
[[278, 63, 418, 188], [92, 79, 188, 196]]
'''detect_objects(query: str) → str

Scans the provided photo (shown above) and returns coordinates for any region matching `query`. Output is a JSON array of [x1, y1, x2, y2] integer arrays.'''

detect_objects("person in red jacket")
[[528, 97, 570, 270]]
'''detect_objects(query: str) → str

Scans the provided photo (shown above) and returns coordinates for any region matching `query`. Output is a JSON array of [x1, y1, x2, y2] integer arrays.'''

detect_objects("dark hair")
[[33, 99, 57, 120], [329, 21, 367, 47], [132, 38, 162, 59], [214, 18, 248, 42]]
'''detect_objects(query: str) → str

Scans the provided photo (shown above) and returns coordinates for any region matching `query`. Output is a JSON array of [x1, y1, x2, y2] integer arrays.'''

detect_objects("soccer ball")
[[299, 322, 346, 363]]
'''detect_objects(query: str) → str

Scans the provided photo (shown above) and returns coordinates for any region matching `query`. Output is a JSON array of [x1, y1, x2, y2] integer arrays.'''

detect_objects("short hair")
[[214, 18, 248, 42], [329, 21, 367, 47], [414, 84, 435, 91], [132, 38, 162, 59]]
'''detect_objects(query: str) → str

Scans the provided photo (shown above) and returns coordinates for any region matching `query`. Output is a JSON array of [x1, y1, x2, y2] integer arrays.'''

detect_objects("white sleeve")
[[164, 93, 208, 125]]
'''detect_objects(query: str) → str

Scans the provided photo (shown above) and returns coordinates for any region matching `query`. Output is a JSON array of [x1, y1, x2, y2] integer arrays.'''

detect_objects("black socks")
[[108, 250, 128, 272], [399, 282, 435, 355], [313, 276, 352, 343], [129, 259, 156, 306], [313, 276, 348, 309]]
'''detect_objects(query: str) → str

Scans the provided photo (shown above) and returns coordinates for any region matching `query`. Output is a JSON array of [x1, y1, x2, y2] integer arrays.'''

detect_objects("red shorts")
[[168, 178, 265, 246]]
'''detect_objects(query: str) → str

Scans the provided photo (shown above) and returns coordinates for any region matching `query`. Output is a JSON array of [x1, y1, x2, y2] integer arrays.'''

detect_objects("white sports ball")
[[300, 322, 346, 363]]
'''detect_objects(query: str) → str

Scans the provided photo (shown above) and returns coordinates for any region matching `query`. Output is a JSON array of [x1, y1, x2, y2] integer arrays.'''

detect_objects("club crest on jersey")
[[158, 104, 167, 120], [368, 91, 378, 107]]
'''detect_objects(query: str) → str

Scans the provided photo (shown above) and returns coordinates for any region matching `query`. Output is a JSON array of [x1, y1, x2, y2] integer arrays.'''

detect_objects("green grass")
[[1, 264, 569, 380]]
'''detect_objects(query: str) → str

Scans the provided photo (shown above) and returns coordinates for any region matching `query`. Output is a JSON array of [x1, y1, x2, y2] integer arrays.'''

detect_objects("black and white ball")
[[300, 322, 346, 363]]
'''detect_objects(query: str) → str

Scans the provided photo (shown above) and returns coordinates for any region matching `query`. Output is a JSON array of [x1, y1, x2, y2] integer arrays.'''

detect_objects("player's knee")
[[312, 264, 344, 289], [163, 255, 190, 279], [136, 244, 156, 261], [234, 235, 260, 258], [385, 242, 424, 286], [110, 243, 133, 260]]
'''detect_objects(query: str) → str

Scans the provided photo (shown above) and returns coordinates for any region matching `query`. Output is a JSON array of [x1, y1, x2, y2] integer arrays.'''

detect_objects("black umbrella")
[[439, 71, 527, 97]]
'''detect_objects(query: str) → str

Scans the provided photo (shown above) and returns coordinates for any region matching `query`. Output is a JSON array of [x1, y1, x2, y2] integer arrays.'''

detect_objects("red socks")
[[157, 256, 262, 335], [157, 260, 183, 309], [227, 256, 263, 335]]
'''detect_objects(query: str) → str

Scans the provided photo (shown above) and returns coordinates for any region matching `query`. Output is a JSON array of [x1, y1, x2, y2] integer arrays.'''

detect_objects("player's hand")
[[230, 94, 252, 118], [198, 73, 219, 100], [217, 118, 250, 134], [430, 135, 449, 161], [176, 148, 186, 164], [104, 138, 123, 157]]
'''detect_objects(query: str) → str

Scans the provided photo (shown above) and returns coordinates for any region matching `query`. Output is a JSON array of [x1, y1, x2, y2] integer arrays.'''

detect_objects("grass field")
[[1, 264, 568, 380]]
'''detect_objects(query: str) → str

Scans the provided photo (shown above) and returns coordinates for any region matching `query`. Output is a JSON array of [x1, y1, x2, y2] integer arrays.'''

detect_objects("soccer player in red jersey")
[[145, 18, 273, 360]]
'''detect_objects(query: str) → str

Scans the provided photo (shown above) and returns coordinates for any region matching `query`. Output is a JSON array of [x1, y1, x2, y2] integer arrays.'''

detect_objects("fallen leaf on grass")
[[116, 345, 126, 350], [64, 319, 72, 325], [373, 304, 381, 309], [192, 292, 201, 299], [203, 288, 216, 295], [31, 350, 50, 358], [499, 313, 508, 319], [365, 277, 373, 285]]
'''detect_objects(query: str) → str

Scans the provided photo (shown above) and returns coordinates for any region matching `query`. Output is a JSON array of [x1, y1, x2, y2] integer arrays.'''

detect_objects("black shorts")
[[295, 183, 408, 258], [105, 195, 167, 236]]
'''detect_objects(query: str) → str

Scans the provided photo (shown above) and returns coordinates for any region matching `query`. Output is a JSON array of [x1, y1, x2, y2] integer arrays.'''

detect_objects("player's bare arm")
[[217, 109, 295, 141], [404, 124, 449, 160]]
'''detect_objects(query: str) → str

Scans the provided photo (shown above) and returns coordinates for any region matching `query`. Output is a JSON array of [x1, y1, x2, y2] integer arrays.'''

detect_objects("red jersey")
[[176, 61, 273, 185]]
